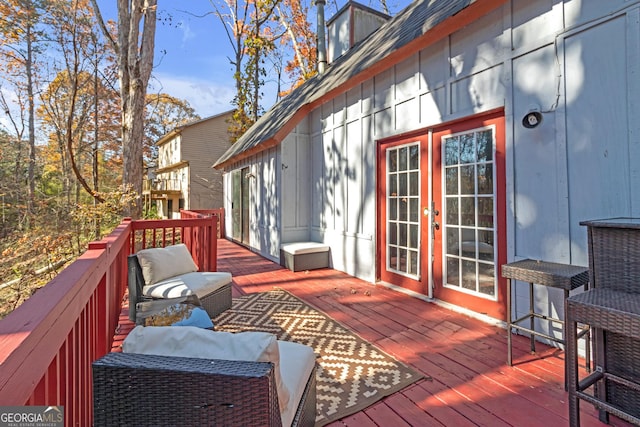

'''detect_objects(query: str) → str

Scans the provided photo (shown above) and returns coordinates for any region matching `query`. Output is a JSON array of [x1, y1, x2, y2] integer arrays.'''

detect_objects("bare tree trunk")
[[252, 25, 260, 122], [25, 22, 36, 219], [93, 53, 100, 239], [91, 0, 157, 219], [64, 20, 105, 206], [276, 5, 308, 79], [379, 0, 389, 15]]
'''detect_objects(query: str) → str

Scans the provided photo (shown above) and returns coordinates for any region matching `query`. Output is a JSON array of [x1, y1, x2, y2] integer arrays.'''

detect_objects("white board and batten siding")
[[225, 0, 640, 326], [225, 144, 282, 262], [282, 122, 312, 244]]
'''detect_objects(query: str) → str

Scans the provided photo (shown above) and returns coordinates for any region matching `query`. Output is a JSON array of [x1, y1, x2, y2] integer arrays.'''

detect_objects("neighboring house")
[[147, 110, 233, 219], [214, 0, 640, 330]]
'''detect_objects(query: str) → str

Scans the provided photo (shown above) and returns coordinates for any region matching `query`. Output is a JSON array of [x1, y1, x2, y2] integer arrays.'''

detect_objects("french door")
[[378, 111, 507, 320], [378, 134, 429, 294], [432, 112, 506, 319]]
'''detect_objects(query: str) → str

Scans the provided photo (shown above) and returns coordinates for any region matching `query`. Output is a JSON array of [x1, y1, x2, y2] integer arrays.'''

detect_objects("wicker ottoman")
[[93, 353, 317, 427], [198, 280, 232, 318]]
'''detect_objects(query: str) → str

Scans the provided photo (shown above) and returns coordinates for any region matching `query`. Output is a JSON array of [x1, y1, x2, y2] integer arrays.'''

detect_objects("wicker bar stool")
[[567, 288, 640, 426], [568, 218, 640, 426]]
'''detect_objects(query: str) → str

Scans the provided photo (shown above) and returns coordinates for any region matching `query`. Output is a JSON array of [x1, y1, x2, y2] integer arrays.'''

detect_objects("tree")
[[144, 92, 199, 164], [208, 0, 253, 142], [209, 0, 318, 141], [40, 0, 108, 205], [38, 69, 121, 200], [91, 0, 158, 218], [0, 128, 26, 236], [0, 0, 48, 220], [273, 0, 316, 97]]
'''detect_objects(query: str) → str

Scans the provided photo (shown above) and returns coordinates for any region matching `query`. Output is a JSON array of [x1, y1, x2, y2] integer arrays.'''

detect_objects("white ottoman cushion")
[[281, 242, 330, 255], [143, 271, 232, 299], [277, 340, 316, 427]]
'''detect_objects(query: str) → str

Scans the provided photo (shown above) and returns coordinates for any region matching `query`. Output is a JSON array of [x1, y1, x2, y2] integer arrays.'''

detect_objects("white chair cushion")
[[123, 326, 290, 415], [143, 271, 232, 299], [136, 244, 198, 285], [277, 340, 316, 427], [280, 242, 330, 255]]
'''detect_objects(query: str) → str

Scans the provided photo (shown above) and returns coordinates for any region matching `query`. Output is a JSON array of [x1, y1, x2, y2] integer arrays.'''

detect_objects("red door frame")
[[376, 109, 507, 321]]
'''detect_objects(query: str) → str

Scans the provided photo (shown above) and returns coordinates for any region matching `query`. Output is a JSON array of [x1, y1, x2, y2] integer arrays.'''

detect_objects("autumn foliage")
[[210, 0, 317, 142], [0, 0, 198, 317], [0, 0, 346, 316]]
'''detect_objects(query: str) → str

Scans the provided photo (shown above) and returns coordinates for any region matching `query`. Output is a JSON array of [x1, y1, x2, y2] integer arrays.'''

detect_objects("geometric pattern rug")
[[213, 289, 423, 426]]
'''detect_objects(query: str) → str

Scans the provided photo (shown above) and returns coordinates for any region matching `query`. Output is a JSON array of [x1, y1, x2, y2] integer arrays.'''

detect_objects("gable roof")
[[214, 0, 506, 169]]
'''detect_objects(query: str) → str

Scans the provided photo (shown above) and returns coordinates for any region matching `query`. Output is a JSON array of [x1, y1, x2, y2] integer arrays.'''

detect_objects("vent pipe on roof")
[[316, 0, 327, 74]]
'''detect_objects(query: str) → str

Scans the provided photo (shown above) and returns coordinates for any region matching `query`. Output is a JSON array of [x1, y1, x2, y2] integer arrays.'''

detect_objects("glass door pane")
[[241, 167, 250, 245], [442, 127, 496, 298], [386, 143, 420, 278]]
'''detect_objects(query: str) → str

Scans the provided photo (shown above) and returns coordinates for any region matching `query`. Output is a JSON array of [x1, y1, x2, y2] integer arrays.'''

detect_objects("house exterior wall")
[[155, 169, 188, 219], [156, 112, 233, 218], [181, 114, 232, 210], [327, 3, 389, 64], [156, 135, 185, 219], [224, 0, 640, 326], [158, 135, 182, 169], [327, 9, 351, 63]]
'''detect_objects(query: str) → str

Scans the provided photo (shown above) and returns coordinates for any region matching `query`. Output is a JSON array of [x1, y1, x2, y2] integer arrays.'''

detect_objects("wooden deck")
[[113, 239, 632, 427]]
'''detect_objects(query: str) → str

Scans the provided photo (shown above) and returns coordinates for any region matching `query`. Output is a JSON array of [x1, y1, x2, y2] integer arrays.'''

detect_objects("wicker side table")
[[501, 259, 589, 390]]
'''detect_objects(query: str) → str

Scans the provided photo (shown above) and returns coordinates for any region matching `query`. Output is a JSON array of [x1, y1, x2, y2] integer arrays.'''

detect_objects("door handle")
[[431, 201, 440, 230]]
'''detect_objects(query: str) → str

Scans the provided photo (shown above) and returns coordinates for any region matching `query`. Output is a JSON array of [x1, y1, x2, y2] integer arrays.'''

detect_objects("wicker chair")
[[93, 352, 317, 427], [128, 254, 232, 322], [567, 218, 640, 426]]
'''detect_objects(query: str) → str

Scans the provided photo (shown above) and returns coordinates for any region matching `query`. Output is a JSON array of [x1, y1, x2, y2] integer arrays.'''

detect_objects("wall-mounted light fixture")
[[522, 105, 543, 129]]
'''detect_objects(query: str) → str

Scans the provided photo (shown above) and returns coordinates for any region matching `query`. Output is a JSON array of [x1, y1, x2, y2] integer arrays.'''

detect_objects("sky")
[[98, 1, 240, 118], [96, 0, 412, 119]]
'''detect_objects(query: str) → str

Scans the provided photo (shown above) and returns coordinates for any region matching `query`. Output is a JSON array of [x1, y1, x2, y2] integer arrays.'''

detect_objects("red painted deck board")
[[112, 239, 633, 427]]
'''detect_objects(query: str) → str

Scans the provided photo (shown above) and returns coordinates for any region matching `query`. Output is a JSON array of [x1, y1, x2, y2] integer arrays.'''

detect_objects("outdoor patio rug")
[[213, 288, 423, 426]]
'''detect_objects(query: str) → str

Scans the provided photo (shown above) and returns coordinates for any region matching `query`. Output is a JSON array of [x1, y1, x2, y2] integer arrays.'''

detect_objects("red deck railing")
[[180, 208, 225, 239], [0, 212, 220, 426]]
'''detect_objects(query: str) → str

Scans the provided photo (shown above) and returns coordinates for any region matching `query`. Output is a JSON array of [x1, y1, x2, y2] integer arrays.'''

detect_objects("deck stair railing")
[[0, 212, 220, 426]]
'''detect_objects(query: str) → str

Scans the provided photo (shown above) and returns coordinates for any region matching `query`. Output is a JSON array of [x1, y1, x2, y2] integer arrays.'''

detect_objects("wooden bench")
[[280, 242, 330, 272]]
